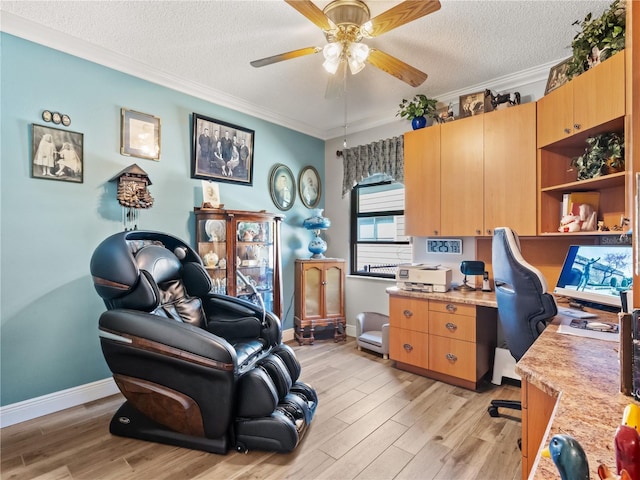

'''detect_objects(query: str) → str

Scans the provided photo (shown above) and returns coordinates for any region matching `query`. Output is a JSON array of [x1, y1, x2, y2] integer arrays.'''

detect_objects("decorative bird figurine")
[[615, 404, 640, 480], [542, 434, 590, 480]]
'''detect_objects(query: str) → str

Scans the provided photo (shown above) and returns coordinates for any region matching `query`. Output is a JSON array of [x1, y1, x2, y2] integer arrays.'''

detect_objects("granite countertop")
[[516, 322, 640, 479], [386, 286, 498, 308]]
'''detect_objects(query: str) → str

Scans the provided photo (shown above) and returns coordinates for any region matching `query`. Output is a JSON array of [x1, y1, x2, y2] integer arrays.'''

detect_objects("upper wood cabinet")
[[440, 115, 484, 236], [537, 52, 625, 147], [404, 103, 537, 237], [484, 102, 537, 236], [404, 124, 441, 236]]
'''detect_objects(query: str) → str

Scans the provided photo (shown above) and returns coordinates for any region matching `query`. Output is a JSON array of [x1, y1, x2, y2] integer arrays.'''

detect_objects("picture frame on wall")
[[269, 163, 295, 211], [459, 91, 491, 118], [31, 123, 83, 183], [191, 113, 254, 186], [298, 165, 321, 208], [545, 57, 571, 95], [120, 108, 161, 160]]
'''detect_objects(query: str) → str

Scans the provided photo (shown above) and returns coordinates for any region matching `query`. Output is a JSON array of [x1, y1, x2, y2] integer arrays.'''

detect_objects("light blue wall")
[[0, 33, 325, 406]]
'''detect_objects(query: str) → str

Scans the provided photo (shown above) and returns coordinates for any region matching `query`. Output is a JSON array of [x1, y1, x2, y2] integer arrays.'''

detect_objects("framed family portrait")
[[120, 108, 161, 160], [298, 165, 321, 208], [269, 163, 295, 211], [545, 57, 571, 95], [191, 113, 255, 186], [31, 124, 83, 183], [459, 91, 491, 118]]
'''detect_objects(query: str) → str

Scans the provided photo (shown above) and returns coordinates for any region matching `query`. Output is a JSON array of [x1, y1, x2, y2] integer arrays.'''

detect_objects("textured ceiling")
[[1, 0, 612, 139]]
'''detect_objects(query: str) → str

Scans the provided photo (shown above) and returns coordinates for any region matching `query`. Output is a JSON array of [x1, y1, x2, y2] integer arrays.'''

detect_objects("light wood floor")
[[1, 337, 522, 480]]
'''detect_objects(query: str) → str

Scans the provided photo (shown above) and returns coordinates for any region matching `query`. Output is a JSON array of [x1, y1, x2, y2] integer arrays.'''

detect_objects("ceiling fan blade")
[[366, 0, 441, 37], [250, 46, 322, 68], [367, 49, 428, 87], [325, 62, 347, 99], [284, 0, 333, 31]]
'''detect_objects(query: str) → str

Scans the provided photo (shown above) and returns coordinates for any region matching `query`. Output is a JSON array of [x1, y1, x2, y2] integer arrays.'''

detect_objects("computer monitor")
[[554, 244, 633, 310]]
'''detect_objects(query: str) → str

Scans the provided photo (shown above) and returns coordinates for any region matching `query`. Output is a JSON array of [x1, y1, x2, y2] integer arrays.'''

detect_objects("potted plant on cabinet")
[[566, 0, 626, 80], [396, 94, 438, 130], [570, 132, 625, 180]]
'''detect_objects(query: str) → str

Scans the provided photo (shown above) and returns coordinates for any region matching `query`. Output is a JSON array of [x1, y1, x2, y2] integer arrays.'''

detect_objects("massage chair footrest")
[[109, 401, 230, 454], [234, 393, 311, 453]]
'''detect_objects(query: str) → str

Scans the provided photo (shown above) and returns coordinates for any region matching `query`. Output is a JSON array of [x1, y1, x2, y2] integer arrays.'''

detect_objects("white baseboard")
[[0, 377, 119, 428], [0, 329, 337, 428]]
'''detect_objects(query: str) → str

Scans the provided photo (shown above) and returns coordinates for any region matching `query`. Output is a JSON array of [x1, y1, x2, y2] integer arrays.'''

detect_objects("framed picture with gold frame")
[[545, 57, 571, 95], [120, 108, 161, 160]]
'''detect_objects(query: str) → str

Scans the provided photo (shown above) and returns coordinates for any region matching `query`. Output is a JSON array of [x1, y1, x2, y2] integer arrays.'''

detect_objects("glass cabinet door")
[[197, 217, 227, 294], [235, 219, 275, 312]]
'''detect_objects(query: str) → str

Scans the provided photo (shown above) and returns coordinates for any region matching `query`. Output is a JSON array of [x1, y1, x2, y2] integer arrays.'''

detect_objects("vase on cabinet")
[[411, 116, 427, 130]]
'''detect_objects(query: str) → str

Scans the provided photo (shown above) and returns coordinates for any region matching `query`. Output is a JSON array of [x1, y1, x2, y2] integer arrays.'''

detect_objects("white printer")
[[396, 264, 452, 293]]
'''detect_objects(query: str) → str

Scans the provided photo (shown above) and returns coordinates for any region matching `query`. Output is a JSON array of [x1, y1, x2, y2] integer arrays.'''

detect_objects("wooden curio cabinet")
[[194, 208, 283, 318], [294, 258, 346, 345]]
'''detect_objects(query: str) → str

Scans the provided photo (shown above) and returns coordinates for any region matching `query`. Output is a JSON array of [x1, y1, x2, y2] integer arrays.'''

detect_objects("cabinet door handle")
[[476, 229, 481, 235], [564, 127, 571, 134], [434, 230, 439, 236], [321, 281, 327, 285], [486, 229, 492, 235], [403, 309, 413, 318], [445, 322, 457, 332], [446, 353, 458, 363], [445, 304, 457, 313], [574, 123, 581, 130], [403, 343, 413, 352]]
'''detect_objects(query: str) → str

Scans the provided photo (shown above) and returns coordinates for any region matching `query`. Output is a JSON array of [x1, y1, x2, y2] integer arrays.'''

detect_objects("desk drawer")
[[429, 311, 476, 342], [389, 296, 429, 333], [429, 336, 476, 381], [429, 300, 475, 317], [390, 327, 429, 369]]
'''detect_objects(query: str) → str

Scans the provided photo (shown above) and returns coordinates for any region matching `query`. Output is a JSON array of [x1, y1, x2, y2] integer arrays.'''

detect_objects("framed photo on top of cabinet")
[[459, 91, 491, 118], [545, 57, 571, 95], [31, 124, 83, 183], [191, 113, 254, 186], [298, 165, 321, 208], [269, 163, 295, 211], [120, 108, 161, 160]]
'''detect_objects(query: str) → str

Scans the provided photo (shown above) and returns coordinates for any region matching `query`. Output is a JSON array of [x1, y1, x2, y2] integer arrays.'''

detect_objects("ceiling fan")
[[250, 0, 441, 88]]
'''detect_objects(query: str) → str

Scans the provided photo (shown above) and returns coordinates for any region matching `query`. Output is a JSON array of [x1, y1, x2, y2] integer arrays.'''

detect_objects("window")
[[350, 174, 412, 278]]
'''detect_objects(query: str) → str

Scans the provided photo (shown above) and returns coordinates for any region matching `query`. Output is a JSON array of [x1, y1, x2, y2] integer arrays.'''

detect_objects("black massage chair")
[[90, 230, 317, 454]]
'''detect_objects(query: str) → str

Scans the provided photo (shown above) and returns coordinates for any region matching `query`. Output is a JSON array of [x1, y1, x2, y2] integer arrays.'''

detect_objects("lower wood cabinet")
[[294, 258, 346, 345], [389, 295, 497, 390], [521, 379, 557, 480]]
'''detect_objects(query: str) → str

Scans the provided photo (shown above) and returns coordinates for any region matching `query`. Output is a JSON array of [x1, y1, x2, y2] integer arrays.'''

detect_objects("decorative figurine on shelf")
[[542, 434, 590, 480], [484, 89, 521, 110], [598, 464, 632, 480]]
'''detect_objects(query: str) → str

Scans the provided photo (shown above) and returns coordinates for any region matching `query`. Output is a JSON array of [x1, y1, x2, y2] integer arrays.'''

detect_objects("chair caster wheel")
[[488, 406, 500, 417], [236, 444, 248, 453]]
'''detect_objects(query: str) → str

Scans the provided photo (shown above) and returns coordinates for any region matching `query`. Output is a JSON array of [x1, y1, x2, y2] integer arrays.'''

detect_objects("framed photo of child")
[[31, 124, 83, 183]]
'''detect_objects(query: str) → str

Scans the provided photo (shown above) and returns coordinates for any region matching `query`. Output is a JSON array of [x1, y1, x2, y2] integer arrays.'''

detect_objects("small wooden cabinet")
[[388, 294, 497, 390], [294, 258, 346, 345], [194, 208, 283, 318], [537, 52, 625, 148]]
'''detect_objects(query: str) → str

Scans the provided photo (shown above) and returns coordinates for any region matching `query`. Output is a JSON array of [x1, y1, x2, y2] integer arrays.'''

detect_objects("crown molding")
[[1, 12, 326, 139]]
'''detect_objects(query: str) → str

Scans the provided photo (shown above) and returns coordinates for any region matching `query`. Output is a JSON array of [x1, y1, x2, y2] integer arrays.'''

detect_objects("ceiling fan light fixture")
[[347, 42, 369, 75], [323, 42, 344, 74], [360, 20, 373, 38]]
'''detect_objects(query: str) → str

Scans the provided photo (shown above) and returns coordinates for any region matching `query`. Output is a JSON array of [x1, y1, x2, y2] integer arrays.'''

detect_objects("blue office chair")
[[488, 227, 557, 417]]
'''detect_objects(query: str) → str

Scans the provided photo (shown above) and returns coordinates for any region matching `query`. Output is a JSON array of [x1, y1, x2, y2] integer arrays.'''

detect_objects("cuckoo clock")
[[109, 164, 154, 231]]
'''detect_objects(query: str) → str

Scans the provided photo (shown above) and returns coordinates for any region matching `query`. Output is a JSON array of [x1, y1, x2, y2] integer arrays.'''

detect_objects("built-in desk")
[[386, 287, 498, 390], [517, 316, 640, 479]]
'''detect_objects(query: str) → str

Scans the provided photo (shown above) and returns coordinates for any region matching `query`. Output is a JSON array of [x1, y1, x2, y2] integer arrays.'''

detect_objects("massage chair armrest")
[[98, 309, 237, 366], [202, 294, 282, 346]]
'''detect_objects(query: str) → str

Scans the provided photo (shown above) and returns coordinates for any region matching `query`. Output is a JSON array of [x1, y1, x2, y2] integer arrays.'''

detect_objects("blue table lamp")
[[303, 209, 331, 258]]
